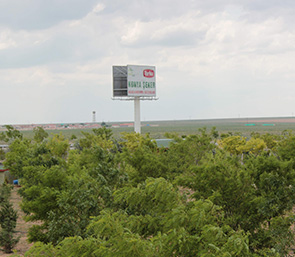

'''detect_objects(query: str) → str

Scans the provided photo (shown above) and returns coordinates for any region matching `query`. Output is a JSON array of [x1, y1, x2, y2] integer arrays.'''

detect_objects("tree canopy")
[[4, 127, 295, 256]]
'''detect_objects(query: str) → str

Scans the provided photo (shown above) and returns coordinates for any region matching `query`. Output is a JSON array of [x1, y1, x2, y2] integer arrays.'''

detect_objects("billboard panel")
[[113, 66, 128, 97], [127, 65, 156, 97], [113, 65, 156, 97]]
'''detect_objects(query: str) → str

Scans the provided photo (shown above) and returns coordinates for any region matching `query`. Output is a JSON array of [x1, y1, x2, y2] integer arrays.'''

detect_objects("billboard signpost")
[[112, 65, 157, 133]]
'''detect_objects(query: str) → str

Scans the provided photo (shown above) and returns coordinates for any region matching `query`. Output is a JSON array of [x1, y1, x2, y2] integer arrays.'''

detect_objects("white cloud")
[[91, 3, 105, 14], [0, 29, 17, 50]]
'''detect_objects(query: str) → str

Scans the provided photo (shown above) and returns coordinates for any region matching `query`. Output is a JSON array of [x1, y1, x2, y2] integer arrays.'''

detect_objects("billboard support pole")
[[134, 96, 141, 133]]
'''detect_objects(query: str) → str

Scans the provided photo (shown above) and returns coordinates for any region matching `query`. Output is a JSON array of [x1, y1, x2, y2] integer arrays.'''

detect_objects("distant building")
[[120, 123, 134, 127]]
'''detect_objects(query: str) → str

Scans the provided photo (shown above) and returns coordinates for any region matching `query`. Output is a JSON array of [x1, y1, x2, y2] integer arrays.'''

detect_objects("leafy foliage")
[[277, 131, 295, 160], [118, 133, 168, 184], [5, 128, 126, 245], [33, 127, 48, 143], [0, 185, 19, 253], [6, 127, 295, 256], [0, 125, 23, 142], [23, 178, 250, 257]]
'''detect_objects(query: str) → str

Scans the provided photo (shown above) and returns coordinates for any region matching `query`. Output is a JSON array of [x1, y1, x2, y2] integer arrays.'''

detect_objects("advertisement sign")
[[127, 65, 156, 97]]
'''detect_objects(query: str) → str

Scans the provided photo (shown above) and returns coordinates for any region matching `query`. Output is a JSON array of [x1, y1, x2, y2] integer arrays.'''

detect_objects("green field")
[[17, 117, 295, 140]]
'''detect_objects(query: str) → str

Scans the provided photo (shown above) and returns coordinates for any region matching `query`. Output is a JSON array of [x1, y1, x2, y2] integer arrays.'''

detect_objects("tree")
[[23, 178, 251, 257], [176, 150, 295, 255], [118, 133, 168, 184], [4, 138, 33, 178], [11, 128, 127, 245], [163, 128, 215, 175], [250, 132, 279, 151], [219, 135, 246, 155], [3, 125, 23, 141], [277, 132, 295, 161], [237, 137, 267, 156], [33, 127, 48, 143], [0, 185, 19, 253]]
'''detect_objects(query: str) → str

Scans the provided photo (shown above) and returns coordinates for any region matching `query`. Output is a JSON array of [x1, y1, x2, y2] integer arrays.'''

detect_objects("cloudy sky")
[[1, 0, 295, 125]]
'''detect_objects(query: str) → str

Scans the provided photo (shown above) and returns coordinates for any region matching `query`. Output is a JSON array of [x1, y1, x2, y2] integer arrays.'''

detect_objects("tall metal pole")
[[134, 96, 141, 133]]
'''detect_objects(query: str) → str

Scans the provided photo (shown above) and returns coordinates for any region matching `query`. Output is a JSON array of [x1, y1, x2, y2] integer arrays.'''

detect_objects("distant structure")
[[112, 64, 157, 133], [92, 111, 96, 123]]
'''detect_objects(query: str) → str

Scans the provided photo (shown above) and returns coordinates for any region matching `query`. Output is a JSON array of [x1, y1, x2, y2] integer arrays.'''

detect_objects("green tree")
[[33, 127, 48, 143], [277, 132, 295, 161], [11, 128, 127, 245], [117, 133, 169, 184], [2, 125, 23, 141], [237, 137, 267, 156], [163, 128, 215, 175], [0, 185, 19, 253], [219, 135, 246, 155], [23, 178, 251, 257], [0, 201, 19, 253], [4, 138, 33, 178], [250, 132, 279, 151], [176, 150, 295, 255]]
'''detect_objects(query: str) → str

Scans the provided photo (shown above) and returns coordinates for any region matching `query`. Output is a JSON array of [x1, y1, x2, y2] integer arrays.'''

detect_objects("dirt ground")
[[1, 187, 34, 257]]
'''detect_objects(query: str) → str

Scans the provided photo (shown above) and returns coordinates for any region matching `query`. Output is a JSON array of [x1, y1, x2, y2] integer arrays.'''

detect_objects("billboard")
[[113, 65, 156, 97], [127, 65, 156, 97]]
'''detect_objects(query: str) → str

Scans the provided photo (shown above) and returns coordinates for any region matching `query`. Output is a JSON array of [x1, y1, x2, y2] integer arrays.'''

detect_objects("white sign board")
[[127, 65, 156, 97]]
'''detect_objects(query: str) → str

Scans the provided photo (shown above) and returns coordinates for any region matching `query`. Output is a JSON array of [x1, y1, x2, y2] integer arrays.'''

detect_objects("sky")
[[1, 0, 295, 125]]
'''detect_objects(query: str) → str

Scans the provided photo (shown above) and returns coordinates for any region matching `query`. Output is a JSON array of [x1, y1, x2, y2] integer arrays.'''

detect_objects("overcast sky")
[[1, 0, 295, 125]]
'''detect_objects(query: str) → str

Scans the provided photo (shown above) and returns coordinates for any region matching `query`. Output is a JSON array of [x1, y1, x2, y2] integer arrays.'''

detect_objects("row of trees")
[[2, 126, 295, 256]]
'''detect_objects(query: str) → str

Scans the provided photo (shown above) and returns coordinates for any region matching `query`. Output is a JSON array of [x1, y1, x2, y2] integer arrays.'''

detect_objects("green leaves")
[[0, 185, 19, 253], [7, 127, 295, 256], [33, 127, 48, 143], [9, 129, 126, 245]]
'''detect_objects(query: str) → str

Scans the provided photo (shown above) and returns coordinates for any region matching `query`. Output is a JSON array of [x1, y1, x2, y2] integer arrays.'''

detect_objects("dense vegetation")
[[2, 126, 295, 256], [0, 183, 19, 253]]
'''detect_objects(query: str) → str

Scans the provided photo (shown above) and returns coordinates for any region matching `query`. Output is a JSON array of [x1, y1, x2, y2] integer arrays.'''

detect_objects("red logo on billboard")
[[143, 69, 154, 78]]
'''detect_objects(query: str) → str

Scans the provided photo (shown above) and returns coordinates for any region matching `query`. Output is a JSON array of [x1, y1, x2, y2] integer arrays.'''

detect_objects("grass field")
[[16, 116, 295, 140]]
